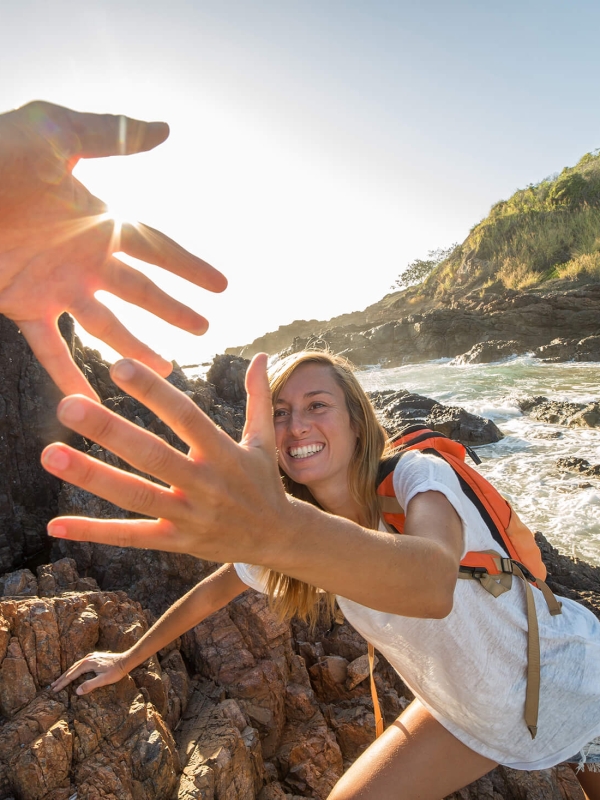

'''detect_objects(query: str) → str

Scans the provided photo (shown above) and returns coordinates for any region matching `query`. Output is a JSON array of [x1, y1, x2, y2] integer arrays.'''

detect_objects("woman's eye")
[[310, 402, 326, 410], [273, 408, 288, 418]]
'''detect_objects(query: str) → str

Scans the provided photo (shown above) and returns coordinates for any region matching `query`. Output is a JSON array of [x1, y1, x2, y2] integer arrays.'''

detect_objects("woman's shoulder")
[[390, 449, 469, 518], [391, 448, 460, 487]]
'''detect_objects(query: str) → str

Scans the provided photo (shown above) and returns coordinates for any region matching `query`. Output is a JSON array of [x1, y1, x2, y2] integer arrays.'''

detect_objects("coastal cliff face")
[[226, 283, 600, 367], [0, 324, 598, 799]]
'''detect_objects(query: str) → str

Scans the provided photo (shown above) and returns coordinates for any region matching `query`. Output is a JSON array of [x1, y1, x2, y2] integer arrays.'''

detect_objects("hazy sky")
[[2, 0, 600, 365]]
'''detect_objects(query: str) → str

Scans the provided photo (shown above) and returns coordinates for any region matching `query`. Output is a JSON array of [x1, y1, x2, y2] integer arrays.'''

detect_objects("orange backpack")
[[369, 424, 561, 740]]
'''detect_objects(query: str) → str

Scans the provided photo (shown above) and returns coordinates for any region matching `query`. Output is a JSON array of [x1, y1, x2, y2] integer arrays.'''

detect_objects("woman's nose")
[[289, 410, 309, 436]]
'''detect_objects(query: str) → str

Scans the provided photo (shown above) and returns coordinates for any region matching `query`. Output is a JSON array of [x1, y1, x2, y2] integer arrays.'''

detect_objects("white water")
[[358, 357, 600, 565]]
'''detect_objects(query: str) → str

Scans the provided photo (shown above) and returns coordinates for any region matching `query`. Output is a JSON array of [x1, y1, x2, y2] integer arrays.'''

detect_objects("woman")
[[46, 350, 600, 799]]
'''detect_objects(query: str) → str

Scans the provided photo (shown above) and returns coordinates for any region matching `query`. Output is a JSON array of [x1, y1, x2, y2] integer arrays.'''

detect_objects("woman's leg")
[[327, 700, 497, 800]]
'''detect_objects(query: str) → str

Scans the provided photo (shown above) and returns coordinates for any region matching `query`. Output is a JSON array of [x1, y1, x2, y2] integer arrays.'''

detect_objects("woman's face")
[[273, 363, 358, 494]]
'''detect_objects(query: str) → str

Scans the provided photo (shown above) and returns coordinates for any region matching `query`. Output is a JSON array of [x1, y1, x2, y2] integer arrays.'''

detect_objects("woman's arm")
[[51, 563, 247, 695], [42, 356, 462, 619]]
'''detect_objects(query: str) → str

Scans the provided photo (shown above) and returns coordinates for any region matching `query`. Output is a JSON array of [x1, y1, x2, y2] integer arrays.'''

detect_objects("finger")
[[51, 658, 94, 691], [120, 222, 228, 293], [49, 103, 171, 158], [17, 319, 99, 401], [103, 258, 209, 334], [77, 671, 121, 695], [242, 353, 276, 451], [109, 359, 228, 455], [41, 443, 176, 519], [69, 296, 173, 377], [47, 516, 187, 554], [52, 394, 194, 489]]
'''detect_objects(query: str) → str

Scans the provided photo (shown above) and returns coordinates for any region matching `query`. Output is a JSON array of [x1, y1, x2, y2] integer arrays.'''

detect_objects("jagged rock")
[[535, 334, 600, 363], [175, 682, 264, 800], [0, 590, 182, 800], [0, 569, 38, 597], [207, 354, 250, 405], [0, 316, 72, 574], [345, 653, 374, 691], [535, 531, 600, 619], [369, 389, 503, 445], [452, 339, 528, 365], [426, 405, 504, 445], [556, 457, 600, 478], [518, 397, 600, 428]]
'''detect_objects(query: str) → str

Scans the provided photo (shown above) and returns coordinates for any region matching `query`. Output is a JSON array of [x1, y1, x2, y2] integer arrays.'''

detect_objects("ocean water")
[[358, 357, 600, 565]]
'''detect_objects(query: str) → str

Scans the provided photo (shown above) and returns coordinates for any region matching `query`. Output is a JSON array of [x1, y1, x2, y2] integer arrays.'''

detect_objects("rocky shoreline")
[[226, 283, 600, 369], [0, 316, 598, 799]]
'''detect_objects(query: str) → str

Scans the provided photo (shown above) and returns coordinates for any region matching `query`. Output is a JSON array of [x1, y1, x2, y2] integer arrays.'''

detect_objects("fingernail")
[[76, 687, 84, 695], [112, 359, 136, 381], [59, 397, 86, 423], [42, 447, 70, 471], [48, 523, 67, 538]]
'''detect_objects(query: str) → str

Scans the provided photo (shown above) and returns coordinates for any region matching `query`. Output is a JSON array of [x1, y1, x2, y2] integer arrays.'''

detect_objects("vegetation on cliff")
[[228, 148, 600, 356], [423, 148, 600, 296]]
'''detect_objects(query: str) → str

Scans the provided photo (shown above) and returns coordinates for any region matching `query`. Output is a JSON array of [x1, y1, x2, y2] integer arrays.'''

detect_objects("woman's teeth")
[[289, 444, 324, 459]]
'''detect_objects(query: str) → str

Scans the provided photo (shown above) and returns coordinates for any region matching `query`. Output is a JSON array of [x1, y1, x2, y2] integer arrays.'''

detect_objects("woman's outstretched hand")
[[51, 651, 130, 695], [41, 354, 288, 565], [0, 100, 227, 401]]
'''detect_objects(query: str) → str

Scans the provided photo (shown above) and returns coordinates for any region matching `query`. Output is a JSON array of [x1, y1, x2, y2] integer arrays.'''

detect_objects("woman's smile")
[[288, 443, 325, 459]]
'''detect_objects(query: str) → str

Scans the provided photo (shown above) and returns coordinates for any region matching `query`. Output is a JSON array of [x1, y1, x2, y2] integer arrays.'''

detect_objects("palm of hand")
[[41, 355, 287, 567], [0, 101, 226, 399]]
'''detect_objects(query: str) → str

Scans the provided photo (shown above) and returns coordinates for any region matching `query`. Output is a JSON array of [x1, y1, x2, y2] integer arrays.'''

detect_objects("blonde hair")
[[262, 349, 389, 626]]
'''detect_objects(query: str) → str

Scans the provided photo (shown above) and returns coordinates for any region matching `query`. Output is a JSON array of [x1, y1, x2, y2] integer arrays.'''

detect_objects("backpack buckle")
[[500, 558, 513, 574], [459, 565, 489, 578]]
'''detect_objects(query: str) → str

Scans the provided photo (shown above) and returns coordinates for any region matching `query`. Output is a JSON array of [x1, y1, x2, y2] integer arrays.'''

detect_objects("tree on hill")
[[391, 244, 459, 290]]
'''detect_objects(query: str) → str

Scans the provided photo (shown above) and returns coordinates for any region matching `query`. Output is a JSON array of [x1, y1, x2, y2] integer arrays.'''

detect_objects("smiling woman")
[[42, 349, 600, 800]]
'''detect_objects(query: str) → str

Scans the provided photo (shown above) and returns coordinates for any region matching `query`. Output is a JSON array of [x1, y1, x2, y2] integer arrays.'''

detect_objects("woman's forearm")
[[121, 563, 246, 671], [264, 491, 462, 618]]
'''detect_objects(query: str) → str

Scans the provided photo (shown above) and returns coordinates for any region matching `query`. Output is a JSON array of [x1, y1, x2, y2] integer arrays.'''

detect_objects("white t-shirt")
[[234, 451, 600, 769]]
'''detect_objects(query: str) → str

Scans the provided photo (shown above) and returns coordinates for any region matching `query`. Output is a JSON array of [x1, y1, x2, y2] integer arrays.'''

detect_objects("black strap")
[[421, 448, 508, 555]]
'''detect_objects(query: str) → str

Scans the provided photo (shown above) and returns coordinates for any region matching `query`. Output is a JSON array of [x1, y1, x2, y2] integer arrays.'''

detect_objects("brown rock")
[[0, 637, 37, 716], [276, 714, 343, 799], [309, 656, 350, 703], [346, 653, 375, 690], [175, 682, 264, 800], [12, 718, 73, 800], [0, 592, 181, 800], [326, 698, 376, 761], [1, 568, 38, 597]]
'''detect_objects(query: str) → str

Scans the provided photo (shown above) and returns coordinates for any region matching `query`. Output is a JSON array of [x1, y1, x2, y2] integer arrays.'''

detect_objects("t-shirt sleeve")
[[233, 563, 270, 594], [392, 450, 469, 557]]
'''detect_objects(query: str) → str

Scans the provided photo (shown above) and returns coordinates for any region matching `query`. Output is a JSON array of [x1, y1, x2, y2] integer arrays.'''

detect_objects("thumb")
[[242, 353, 275, 451]]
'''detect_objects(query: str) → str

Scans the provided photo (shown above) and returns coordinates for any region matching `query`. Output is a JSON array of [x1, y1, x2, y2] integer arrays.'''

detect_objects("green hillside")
[[405, 149, 600, 301]]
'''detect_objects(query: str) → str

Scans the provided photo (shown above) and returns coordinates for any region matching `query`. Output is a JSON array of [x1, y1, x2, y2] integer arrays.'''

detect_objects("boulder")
[[452, 339, 528, 365], [369, 389, 503, 445], [535, 335, 600, 362], [518, 397, 600, 429]]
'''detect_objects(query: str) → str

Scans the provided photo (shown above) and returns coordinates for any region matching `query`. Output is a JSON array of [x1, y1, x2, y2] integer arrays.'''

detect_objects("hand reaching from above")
[[51, 650, 130, 695], [41, 353, 289, 565], [0, 100, 227, 400]]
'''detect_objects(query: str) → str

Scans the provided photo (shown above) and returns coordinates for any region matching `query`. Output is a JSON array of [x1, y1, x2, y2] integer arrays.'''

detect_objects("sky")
[[2, 0, 600, 366]]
